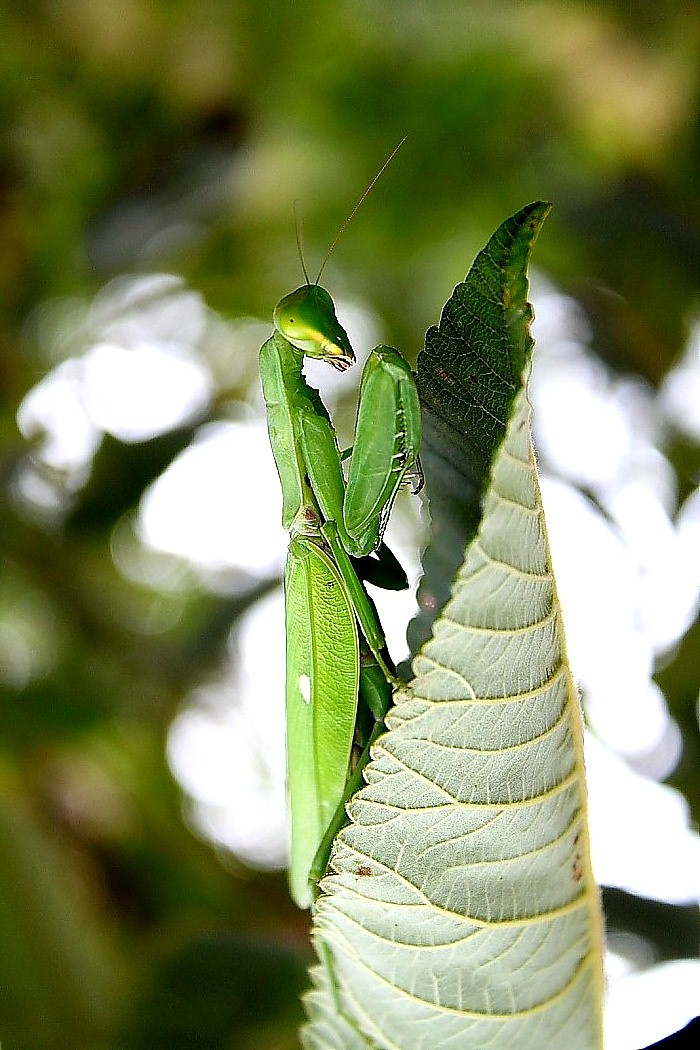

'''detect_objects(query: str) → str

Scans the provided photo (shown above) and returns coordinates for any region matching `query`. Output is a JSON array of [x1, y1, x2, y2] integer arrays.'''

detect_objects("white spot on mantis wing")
[[299, 673, 312, 704]]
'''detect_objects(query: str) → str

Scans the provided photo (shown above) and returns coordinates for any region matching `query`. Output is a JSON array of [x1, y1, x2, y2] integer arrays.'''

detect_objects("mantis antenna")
[[275, 138, 407, 368], [293, 199, 311, 285], [314, 136, 407, 285]]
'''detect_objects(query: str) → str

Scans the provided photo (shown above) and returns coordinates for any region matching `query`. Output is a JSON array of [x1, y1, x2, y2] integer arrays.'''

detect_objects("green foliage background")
[[1, 2, 699, 1047]]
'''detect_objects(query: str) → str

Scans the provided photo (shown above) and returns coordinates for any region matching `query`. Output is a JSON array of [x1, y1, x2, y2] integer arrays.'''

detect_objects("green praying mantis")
[[260, 145, 422, 908]]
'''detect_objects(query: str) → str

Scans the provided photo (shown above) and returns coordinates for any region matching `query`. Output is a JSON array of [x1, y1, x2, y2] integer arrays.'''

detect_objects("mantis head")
[[276, 140, 406, 373], [273, 284, 355, 371]]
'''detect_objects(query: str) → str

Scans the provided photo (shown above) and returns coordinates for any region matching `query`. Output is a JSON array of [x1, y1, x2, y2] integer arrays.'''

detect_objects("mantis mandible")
[[260, 143, 422, 908]]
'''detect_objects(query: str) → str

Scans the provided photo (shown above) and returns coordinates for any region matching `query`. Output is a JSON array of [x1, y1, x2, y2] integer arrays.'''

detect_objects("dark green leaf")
[[408, 201, 551, 653]]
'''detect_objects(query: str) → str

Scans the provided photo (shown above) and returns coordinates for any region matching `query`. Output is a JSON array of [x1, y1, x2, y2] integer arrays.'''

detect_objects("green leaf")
[[302, 205, 605, 1049]]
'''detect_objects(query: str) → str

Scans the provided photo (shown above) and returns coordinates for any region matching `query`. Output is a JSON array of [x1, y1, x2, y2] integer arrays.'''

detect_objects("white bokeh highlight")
[[167, 589, 288, 870], [82, 341, 210, 442], [604, 958, 700, 1050], [139, 419, 287, 578]]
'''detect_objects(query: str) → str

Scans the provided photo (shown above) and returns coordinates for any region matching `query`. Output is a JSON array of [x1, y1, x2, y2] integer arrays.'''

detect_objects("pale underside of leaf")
[[302, 384, 604, 1050]]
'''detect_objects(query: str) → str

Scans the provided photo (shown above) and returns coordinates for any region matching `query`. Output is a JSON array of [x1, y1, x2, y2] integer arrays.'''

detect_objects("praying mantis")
[[260, 145, 422, 908]]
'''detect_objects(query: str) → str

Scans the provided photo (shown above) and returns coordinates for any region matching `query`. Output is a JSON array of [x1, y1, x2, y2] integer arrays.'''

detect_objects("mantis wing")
[[285, 536, 360, 909]]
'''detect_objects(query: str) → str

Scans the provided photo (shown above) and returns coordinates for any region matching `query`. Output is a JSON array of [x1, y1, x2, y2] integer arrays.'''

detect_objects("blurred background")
[[1, 1, 699, 1047]]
